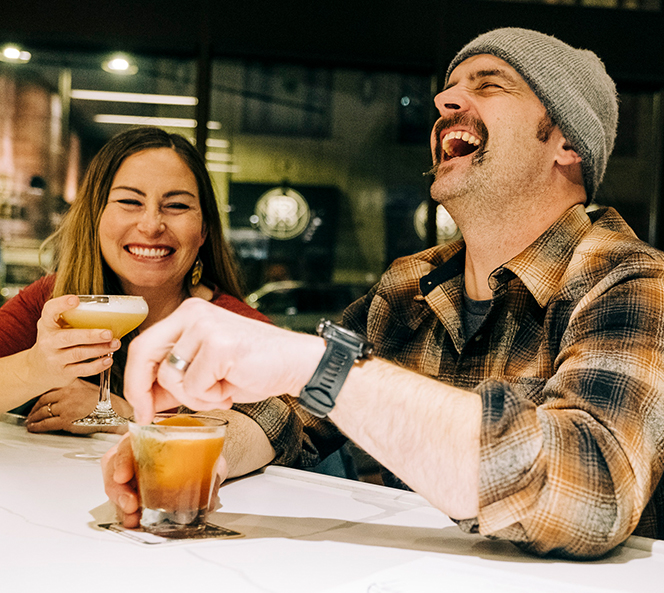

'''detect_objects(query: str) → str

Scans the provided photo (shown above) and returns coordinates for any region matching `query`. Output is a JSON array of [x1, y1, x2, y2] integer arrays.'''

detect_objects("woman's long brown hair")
[[47, 126, 245, 300], [43, 127, 246, 396]]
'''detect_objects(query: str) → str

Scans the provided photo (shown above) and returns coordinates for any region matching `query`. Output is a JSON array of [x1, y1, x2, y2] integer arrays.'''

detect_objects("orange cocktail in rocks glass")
[[128, 414, 228, 537]]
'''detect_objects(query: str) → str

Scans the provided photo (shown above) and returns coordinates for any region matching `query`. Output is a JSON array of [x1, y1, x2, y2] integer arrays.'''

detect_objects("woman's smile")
[[124, 244, 175, 260]]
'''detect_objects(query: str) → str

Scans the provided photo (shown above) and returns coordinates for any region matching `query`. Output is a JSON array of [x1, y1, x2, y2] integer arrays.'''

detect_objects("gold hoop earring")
[[191, 257, 203, 286]]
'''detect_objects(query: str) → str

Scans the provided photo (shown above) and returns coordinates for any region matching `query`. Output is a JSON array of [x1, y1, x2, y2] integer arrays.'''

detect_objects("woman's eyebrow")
[[163, 190, 197, 199], [109, 186, 196, 199], [109, 185, 145, 196]]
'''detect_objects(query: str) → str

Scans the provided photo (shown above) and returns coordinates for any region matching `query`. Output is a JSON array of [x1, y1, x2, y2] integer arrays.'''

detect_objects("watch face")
[[318, 320, 372, 358], [316, 318, 328, 336]]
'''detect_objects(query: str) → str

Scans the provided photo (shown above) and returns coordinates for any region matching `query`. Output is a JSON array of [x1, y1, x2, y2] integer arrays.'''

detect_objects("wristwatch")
[[298, 320, 373, 418]]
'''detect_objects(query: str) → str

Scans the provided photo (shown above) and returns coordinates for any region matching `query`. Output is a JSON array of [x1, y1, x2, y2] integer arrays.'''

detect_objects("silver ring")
[[167, 351, 191, 372], [47, 402, 54, 417]]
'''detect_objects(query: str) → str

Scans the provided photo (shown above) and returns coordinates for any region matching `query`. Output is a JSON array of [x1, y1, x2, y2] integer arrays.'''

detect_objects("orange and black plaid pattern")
[[343, 204, 664, 559]]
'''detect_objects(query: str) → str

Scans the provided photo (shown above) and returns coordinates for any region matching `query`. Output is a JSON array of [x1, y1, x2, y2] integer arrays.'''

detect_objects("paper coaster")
[[98, 522, 244, 546]]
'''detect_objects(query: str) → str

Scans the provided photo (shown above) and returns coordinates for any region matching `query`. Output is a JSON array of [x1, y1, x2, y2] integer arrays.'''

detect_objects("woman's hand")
[[25, 379, 132, 434], [101, 432, 229, 528], [25, 295, 121, 395]]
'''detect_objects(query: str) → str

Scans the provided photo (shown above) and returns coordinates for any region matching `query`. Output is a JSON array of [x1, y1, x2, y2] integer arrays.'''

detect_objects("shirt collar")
[[491, 204, 592, 307], [420, 248, 465, 297], [418, 204, 594, 307]]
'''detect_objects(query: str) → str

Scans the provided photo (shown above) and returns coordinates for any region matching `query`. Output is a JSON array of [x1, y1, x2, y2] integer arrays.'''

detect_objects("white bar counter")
[[0, 416, 661, 592]]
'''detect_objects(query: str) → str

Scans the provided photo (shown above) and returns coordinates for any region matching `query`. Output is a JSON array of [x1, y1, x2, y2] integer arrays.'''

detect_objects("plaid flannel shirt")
[[342, 204, 664, 558]]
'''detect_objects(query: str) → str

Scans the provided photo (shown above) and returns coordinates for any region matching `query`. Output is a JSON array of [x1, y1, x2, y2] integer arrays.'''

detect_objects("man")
[[106, 28, 664, 558]]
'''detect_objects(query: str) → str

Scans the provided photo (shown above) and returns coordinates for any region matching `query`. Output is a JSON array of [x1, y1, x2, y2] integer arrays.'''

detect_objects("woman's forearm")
[[0, 350, 53, 414]]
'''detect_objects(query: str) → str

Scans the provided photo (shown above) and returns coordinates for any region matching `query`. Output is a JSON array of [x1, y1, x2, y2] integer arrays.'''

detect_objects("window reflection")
[[0, 44, 661, 311]]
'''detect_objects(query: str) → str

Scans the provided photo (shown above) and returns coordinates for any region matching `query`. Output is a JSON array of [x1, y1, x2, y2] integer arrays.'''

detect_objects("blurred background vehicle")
[[247, 280, 372, 333]]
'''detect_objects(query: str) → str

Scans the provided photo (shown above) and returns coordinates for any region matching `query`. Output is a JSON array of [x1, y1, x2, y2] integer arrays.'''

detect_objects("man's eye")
[[479, 83, 501, 90]]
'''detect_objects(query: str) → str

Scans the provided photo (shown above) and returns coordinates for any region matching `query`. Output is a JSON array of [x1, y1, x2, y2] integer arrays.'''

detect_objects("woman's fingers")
[[65, 352, 115, 378], [25, 401, 63, 432], [41, 294, 80, 327]]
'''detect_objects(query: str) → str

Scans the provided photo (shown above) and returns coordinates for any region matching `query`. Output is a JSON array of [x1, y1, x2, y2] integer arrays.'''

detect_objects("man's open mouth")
[[441, 130, 481, 161]]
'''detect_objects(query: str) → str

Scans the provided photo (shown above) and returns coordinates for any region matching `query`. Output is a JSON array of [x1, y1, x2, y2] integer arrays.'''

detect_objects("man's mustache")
[[423, 164, 438, 177]]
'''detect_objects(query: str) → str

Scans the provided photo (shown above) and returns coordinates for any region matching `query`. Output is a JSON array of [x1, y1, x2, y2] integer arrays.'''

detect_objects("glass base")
[[72, 407, 128, 427], [140, 507, 207, 538]]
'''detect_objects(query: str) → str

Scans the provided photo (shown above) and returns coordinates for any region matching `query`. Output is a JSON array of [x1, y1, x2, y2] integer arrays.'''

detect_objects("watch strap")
[[298, 320, 372, 418], [299, 340, 356, 418]]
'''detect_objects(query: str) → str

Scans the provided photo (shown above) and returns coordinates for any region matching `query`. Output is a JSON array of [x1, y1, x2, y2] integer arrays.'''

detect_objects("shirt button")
[[474, 334, 482, 342]]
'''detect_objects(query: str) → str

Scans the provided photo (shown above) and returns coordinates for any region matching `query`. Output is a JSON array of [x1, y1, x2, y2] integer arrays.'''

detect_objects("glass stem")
[[96, 356, 113, 412]]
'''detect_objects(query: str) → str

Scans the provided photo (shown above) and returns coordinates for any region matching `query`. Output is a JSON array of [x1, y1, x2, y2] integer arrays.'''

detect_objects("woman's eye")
[[117, 198, 142, 206], [165, 202, 191, 211]]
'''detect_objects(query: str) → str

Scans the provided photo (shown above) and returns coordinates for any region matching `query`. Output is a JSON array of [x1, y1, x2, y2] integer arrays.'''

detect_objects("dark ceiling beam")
[[438, 2, 664, 88], [0, 0, 200, 57], [1, 1, 663, 83]]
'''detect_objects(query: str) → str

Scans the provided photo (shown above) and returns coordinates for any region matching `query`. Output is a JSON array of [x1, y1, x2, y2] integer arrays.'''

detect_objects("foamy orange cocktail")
[[128, 414, 227, 537]]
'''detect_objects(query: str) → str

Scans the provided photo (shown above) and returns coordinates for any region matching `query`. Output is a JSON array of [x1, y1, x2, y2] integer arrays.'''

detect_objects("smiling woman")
[[0, 127, 270, 433], [98, 147, 207, 320]]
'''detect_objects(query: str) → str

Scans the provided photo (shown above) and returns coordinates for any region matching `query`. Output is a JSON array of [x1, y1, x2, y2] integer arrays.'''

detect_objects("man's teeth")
[[442, 130, 481, 157], [128, 246, 170, 258]]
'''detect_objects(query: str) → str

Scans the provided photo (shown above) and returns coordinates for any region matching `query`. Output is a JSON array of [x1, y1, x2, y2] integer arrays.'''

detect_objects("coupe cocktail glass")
[[60, 295, 148, 427]]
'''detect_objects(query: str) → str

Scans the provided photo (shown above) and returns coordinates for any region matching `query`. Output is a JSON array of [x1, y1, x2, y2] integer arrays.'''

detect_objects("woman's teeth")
[[127, 246, 171, 258]]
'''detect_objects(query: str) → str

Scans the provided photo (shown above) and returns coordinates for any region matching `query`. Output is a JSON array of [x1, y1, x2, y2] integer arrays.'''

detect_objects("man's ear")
[[555, 139, 582, 166]]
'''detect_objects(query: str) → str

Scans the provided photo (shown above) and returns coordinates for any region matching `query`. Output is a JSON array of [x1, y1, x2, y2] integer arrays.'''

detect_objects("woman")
[[0, 128, 281, 454]]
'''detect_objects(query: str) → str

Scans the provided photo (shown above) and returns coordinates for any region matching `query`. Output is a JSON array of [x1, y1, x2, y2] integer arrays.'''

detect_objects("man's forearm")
[[203, 408, 276, 478], [329, 357, 481, 520], [122, 300, 480, 513]]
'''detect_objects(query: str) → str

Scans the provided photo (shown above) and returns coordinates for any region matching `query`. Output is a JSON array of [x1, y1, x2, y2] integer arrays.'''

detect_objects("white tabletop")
[[0, 415, 662, 592]]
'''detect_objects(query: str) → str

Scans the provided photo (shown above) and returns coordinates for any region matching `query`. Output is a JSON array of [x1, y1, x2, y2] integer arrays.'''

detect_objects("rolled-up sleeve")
[[458, 272, 664, 558], [233, 395, 346, 468]]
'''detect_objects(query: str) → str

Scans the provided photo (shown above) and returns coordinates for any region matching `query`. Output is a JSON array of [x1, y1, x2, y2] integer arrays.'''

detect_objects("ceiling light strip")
[[93, 114, 221, 129], [205, 152, 232, 162], [71, 89, 197, 105], [206, 139, 230, 148]]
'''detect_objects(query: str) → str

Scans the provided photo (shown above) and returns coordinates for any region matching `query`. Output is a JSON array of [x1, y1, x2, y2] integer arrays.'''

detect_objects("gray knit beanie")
[[446, 28, 618, 202]]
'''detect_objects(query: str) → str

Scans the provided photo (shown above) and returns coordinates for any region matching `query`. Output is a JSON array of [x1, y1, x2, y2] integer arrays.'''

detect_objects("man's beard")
[[426, 111, 555, 208]]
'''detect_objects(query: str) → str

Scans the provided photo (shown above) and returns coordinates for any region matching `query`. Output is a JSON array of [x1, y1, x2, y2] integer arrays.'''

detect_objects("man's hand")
[[124, 298, 323, 423]]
